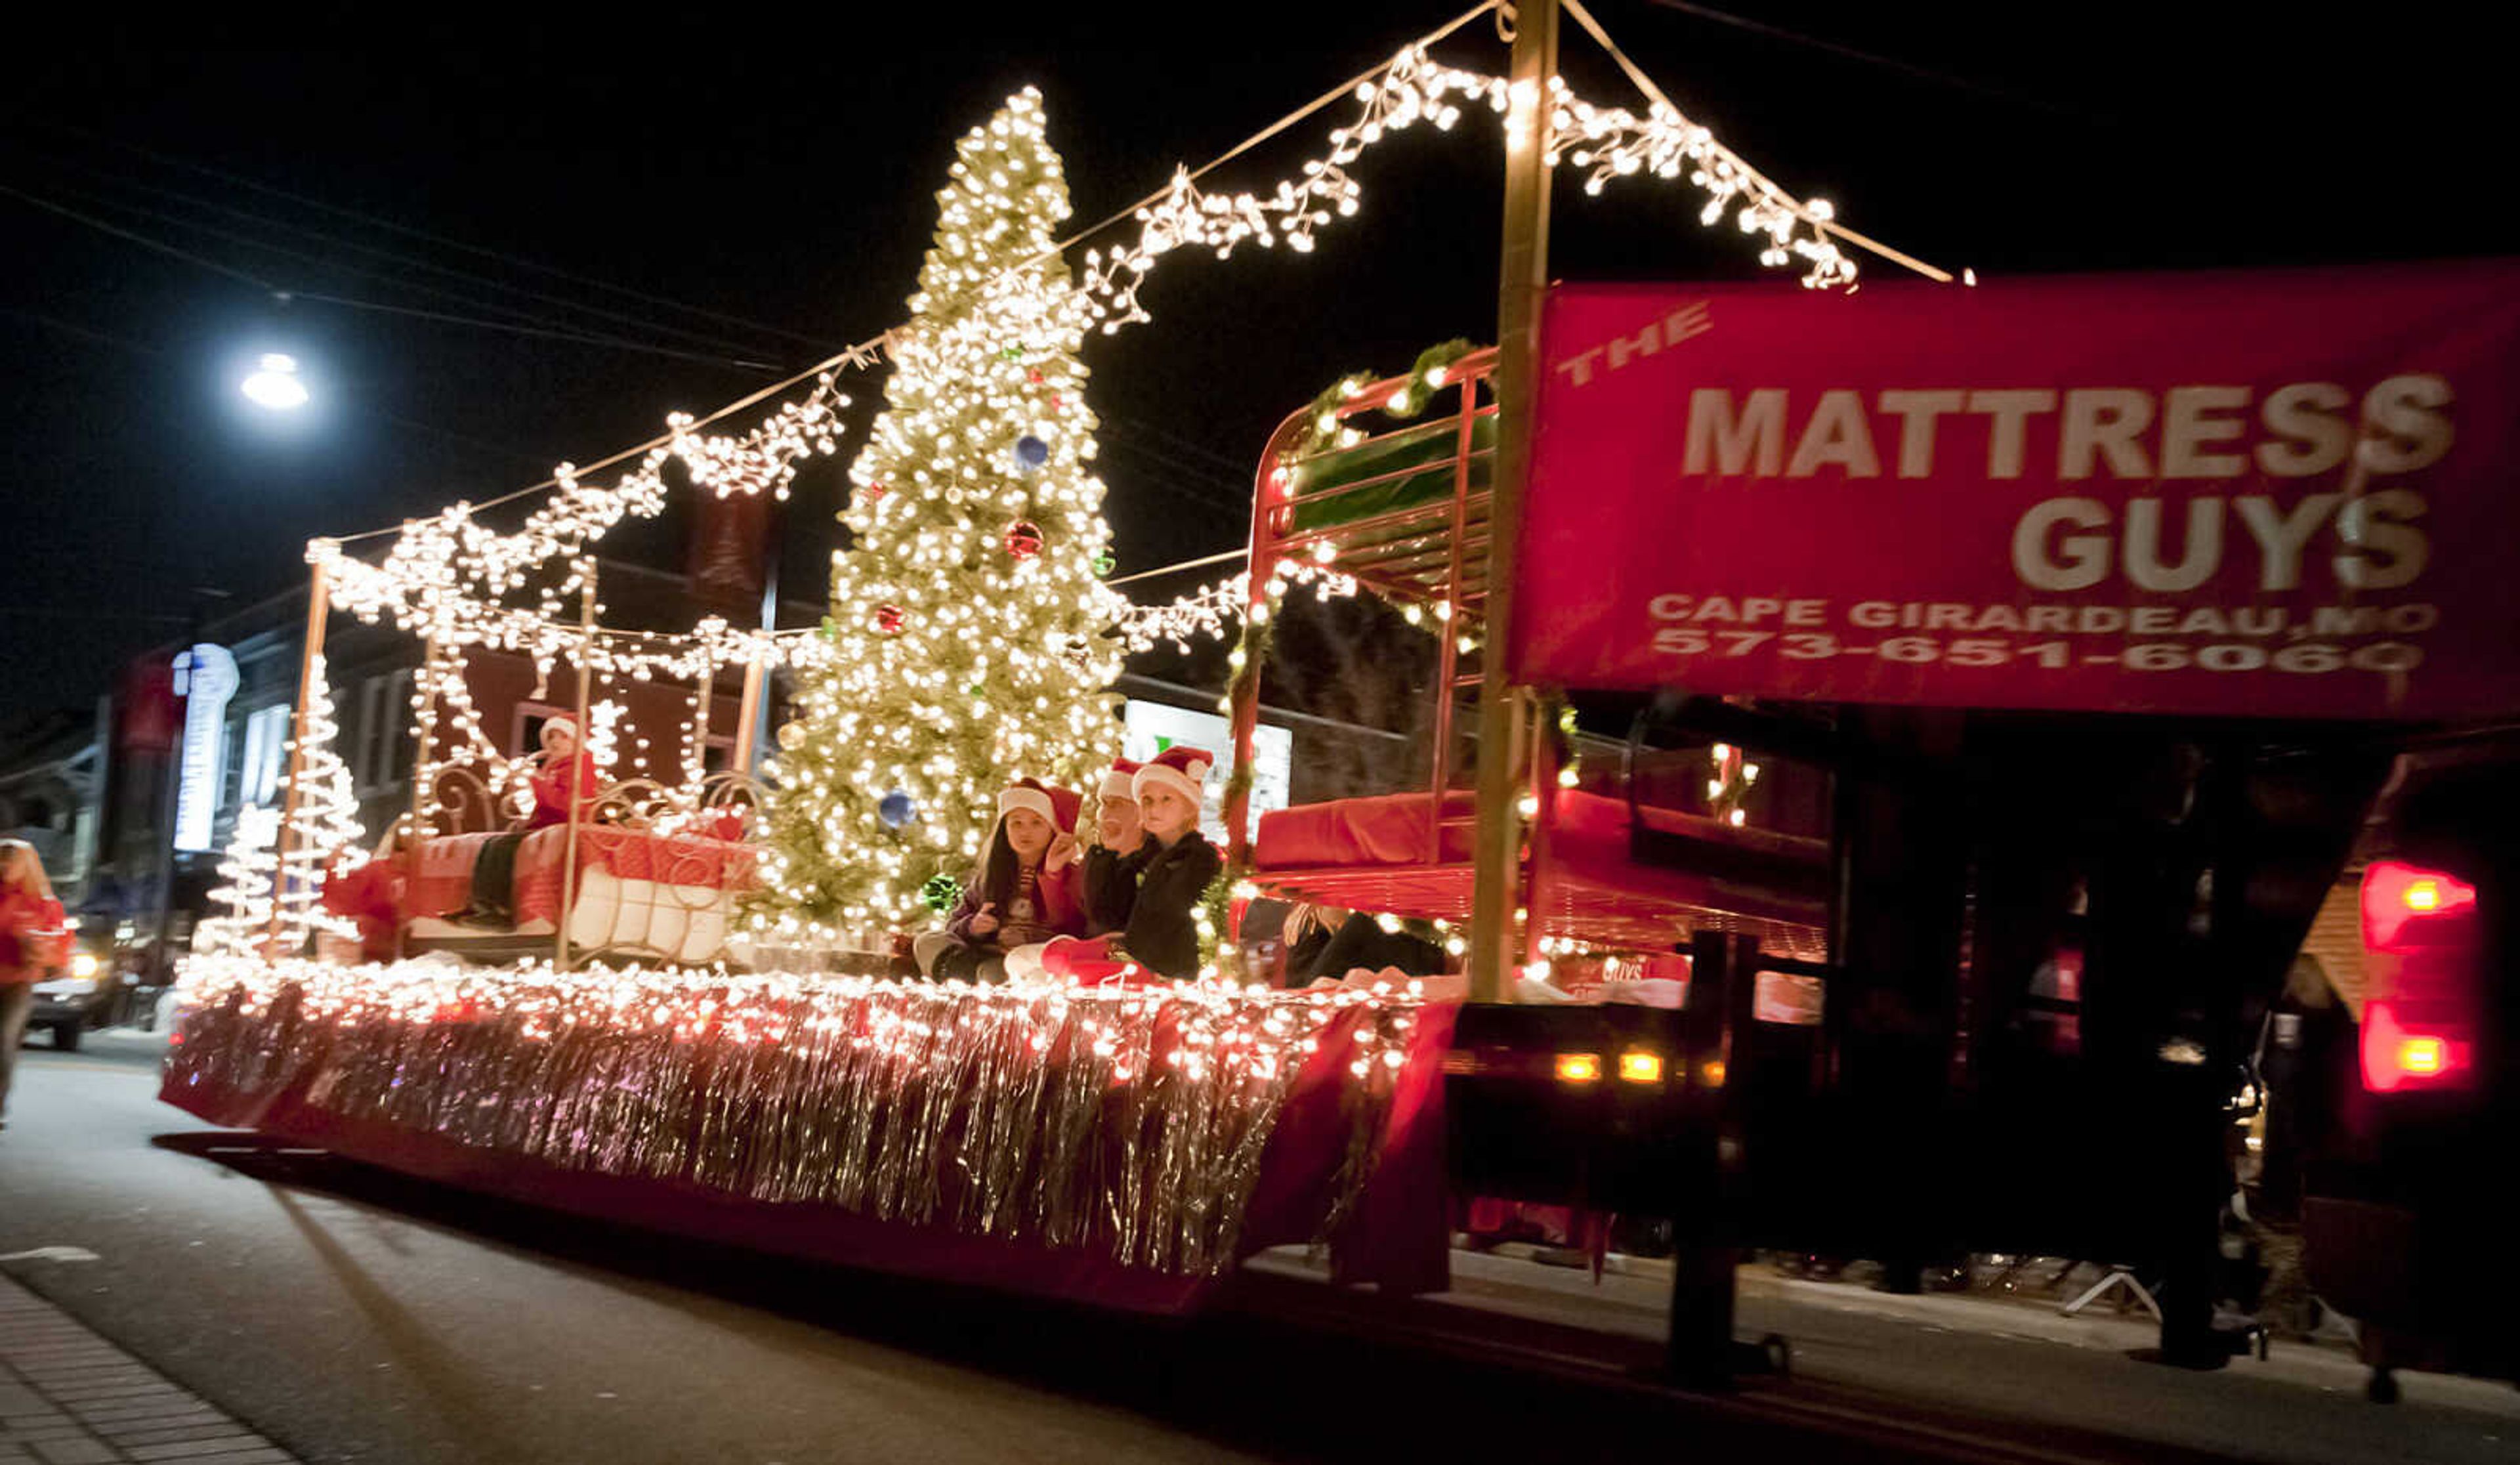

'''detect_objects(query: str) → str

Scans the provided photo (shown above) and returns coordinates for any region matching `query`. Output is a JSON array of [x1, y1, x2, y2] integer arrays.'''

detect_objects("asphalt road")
[[4, 1032, 2516, 1465]]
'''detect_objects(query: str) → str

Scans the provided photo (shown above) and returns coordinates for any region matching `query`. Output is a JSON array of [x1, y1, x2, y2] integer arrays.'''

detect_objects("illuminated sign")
[[171, 644, 240, 853], [1119, 700, 1292, 841]]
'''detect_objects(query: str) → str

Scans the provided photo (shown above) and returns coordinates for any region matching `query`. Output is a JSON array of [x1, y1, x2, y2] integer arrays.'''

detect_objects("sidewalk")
[[1244, 1241, 2520, 1449], [0, 1275, 298, 1465]]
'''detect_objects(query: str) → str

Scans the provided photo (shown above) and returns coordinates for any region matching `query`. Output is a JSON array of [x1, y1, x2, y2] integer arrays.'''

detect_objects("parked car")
[[22, 948, 112, 1051]]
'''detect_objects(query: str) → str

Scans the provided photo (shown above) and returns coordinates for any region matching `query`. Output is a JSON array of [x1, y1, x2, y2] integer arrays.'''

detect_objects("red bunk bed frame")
[[1223, 350, 1829, 963]]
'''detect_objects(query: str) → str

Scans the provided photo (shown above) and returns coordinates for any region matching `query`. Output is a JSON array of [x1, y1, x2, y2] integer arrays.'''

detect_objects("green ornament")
[[1001, 345, 1022, 361], [818, 617, 839, 643], [967, 681, 985, 698], [921, 872, 961, 914], [1092, 549, 1116, 578]]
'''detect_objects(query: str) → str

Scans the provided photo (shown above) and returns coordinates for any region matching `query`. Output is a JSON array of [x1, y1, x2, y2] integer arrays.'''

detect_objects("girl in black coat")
[[1118, 746, 1223, 981]]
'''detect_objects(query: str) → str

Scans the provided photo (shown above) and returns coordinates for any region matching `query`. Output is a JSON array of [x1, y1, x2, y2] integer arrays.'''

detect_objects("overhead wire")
[[12, 148, 810, 363], [0, 302, 552, 471], [1, 173, 786, 372], [1637, 0, 2112, 123], [0, 181, 283, 293], [1099, 409, 1260, 478], [1091, 425, 1255, 517], [285, 291, 784, 373], [1561, 0, 1952, 283], [32, 119, 850, 354]]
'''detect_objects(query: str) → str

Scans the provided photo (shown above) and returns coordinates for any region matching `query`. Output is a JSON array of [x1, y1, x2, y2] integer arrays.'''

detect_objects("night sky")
[[4, 5, 2508, 721]]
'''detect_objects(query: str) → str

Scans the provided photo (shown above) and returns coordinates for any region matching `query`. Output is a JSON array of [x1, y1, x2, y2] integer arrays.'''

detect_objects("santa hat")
[[1098, 757, 1143, 803], [542, 715, 578, 740], [996, 776, 1080, 834], [1132, 746, 1213, 808]]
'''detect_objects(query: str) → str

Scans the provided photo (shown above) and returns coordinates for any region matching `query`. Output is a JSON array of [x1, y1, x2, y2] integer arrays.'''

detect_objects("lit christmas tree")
[[275, 654, 366, 947], [193, 804, 281, 958], [754, 90, 1122, 935]]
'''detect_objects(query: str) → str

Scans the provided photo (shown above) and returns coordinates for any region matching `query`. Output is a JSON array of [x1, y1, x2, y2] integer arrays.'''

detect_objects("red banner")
[[1511, 264, 2520, 719], [688, 489, 770, 609], [116, 655, 182, 753]]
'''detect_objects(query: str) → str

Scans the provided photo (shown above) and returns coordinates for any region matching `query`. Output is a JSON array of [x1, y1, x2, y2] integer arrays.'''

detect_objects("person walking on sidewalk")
[[1, 838, 72, 1130]]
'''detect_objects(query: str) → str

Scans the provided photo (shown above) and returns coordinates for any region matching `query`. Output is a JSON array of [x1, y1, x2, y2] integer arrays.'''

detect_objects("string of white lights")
[[313, 14, 1923, 665]]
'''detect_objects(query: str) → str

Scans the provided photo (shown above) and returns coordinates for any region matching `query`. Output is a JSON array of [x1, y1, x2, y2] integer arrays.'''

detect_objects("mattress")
[[1251, 788, 1830, 957]]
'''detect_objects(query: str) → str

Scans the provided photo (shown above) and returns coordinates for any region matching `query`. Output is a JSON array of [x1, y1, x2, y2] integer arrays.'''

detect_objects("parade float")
[[164, 0, 1936, 1312]]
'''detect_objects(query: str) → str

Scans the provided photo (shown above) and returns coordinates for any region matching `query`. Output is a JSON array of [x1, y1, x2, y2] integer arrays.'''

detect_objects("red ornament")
[[1004, 520, 1044, 559], [875, 603, 908, 635], [1027, 370, 1044, 385], [862, 482, 889, 505]]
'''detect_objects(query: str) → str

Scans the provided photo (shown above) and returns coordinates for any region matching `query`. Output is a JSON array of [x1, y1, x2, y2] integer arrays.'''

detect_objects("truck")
[[1223, 261, 2520, 1396]]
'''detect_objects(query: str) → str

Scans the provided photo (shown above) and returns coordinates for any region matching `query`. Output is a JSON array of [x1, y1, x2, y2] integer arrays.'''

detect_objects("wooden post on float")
[[398, 637, 442, 962], [407, 640, 444, 839], [556, 561, 597, 971], [268, 544, 335, 959], [688, 651, 713, 790], [730, 651, 763, 776], [1466, 0, 1557, 1004]]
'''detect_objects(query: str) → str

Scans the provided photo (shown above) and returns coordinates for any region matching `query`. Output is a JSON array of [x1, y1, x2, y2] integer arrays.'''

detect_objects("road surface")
[[3, 1031, 2514, 1464]]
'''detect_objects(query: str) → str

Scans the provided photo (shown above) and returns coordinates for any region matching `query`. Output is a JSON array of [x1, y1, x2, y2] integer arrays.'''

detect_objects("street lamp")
[[241, 352, 310, 411]]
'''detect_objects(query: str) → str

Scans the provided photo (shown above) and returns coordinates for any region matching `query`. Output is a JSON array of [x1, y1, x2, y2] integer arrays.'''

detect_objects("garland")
[[1289, 338, 1479, 458]]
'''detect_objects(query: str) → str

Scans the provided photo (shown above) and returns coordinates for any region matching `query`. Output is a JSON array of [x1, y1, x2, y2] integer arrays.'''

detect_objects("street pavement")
[[3, 1031, 2515, 1464]]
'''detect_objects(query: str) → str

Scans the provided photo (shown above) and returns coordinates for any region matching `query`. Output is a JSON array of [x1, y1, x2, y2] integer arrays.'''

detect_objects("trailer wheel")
[[51, 1022, 81, 1053], [1762, 1334, 1792, 1379], [2366, 1367, 2399, 1405]]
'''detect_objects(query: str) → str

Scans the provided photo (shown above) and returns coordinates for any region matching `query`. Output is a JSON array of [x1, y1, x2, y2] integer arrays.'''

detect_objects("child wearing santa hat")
[[1037, 746, 1223, 983], [914, 776, 1085, 983]]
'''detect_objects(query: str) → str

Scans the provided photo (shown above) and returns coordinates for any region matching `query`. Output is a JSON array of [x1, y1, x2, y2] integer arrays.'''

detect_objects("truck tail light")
[[2361, 861, 2478, 952], [2358, 861, 2482, 1093], [2361, 1001, 2471, 1092]]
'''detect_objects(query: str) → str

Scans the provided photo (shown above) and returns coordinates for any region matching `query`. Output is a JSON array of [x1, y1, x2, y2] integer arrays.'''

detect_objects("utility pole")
[[156, 586, 233, 990], [1467, 0, 1558, 1003]]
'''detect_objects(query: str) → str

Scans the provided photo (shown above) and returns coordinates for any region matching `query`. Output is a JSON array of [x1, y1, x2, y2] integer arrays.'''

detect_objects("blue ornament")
[[878, 790, 918, 830], [1014, 434, 1050, 471]]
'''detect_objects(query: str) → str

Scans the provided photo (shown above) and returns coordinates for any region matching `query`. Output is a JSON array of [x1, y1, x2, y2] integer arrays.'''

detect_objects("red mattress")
[[1253, 788, 1829, 957]]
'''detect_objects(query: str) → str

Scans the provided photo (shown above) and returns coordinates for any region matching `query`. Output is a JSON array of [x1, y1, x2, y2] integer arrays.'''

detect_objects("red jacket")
[[320, 854, 407, 963], [528, 751, 602, 828], [0, 887, 68, 983]]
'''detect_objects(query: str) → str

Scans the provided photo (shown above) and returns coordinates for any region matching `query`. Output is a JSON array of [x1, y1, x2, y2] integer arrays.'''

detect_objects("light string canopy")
[[305, 2, 1941, 687], [1101, 555, 1360, 656]]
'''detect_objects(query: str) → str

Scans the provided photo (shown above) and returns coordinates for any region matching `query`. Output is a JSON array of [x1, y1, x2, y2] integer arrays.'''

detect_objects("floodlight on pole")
[[242, 353, 310, 411]]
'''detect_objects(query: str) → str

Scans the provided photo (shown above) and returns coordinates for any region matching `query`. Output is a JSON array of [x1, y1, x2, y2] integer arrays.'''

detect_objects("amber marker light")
[[1555, 1053, 1603, 1084]]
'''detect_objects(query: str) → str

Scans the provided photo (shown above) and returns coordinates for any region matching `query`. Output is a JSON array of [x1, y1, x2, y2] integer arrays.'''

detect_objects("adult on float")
[[1034, 746, 1223, 983], [0, 838, 71, 1130], [1082, 757, 1146, 936], [914, 777, 1085, 984], [459, 716, 600, 927]]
